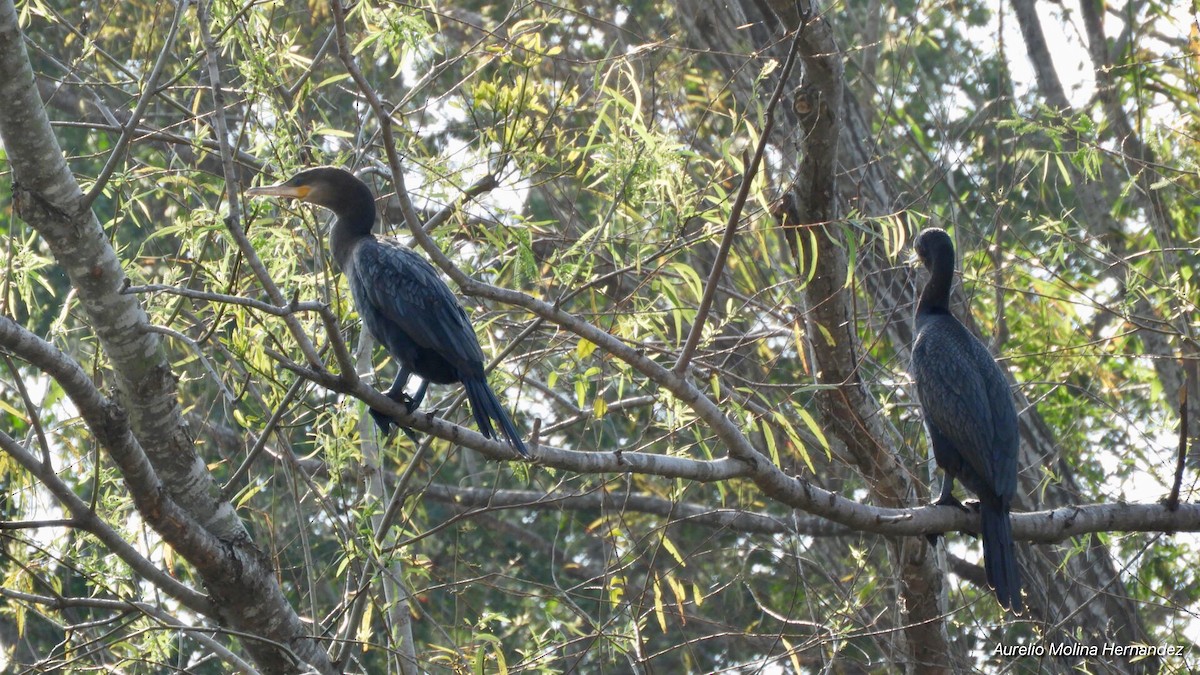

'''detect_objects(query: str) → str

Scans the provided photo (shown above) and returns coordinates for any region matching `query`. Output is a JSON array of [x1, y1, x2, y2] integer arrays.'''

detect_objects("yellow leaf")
[[666, 574, 688, 623], [762, 419, 781, 466], [313, 127, 355, 139], [653, 575, 667, 632], [661, 535, 686, 568], [575, 338, 597, 359], [357, 600, 374, 650], [796, 407, 830, 459], [781, 636, 803, 673], [593, 396, 608, 419]]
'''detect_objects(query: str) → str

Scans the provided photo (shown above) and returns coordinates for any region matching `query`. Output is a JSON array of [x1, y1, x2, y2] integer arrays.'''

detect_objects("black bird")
[[247, 167, 528, 456], [910, 228, 1020, 611]]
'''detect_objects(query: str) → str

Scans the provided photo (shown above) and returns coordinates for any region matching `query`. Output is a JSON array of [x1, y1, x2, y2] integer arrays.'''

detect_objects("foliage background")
[[0, 0, 1197, 673]]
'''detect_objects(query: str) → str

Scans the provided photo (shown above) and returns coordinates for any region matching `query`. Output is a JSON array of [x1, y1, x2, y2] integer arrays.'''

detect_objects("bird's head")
[[246, 166, 371, 214], [913, 227, 954, 271]]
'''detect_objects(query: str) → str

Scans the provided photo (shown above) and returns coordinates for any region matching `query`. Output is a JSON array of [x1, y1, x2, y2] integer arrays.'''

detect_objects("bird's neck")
[[917, 265, 953, 316], [329, 200, 376, 270]]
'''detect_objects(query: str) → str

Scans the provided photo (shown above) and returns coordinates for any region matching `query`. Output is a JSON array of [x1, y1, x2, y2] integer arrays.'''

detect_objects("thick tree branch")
[[0, 0, 230, 535], [0, 317, 327, 674], [272, 354, 1200, 541]]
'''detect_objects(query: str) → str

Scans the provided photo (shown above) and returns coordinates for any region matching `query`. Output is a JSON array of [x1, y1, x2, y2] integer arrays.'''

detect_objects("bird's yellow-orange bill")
[[245, 183, 311, 199]]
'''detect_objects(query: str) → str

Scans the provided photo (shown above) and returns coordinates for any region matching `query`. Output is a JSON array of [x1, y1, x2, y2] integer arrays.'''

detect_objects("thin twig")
[[52, 120, 264, 168], [124, 281, 326, 316], [124, 280, 359, 382], [0, 588, 260, 675], [1167, 360, 1193, 511], [144, 324, 239, 404], [673, 27, 806, 374], [419, 172, 501, 233], [2, 352, 52, 466], [220, 376, 308, 499], [81, 0, 185, 209]]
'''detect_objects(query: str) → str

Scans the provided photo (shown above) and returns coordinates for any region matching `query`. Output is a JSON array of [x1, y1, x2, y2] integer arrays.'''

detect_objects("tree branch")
[[80, 0, 184, 209], [0, 588, 260, 675], [423, 483, 852, 536], [200, 0, 325, 372], [0, 430, 211, 615], [673, 26, 804, 375]]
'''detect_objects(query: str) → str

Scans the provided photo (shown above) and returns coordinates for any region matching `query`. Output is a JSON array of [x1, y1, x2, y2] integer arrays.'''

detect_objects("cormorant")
[[910, 227, 1020, 611], [247, 166, 528, 456]]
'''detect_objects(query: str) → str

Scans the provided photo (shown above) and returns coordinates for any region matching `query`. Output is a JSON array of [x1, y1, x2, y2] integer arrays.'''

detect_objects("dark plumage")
[[247, 166, 527, 456], [910, 228, 1020, 611]]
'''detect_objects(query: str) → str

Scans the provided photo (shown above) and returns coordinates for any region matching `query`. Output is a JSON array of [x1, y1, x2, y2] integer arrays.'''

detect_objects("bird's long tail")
[[464, 377, 528, 456], [980, 501, 1021, 612]]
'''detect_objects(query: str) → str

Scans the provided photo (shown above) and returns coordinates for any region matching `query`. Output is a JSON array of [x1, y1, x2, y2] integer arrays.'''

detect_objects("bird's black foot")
[[926, 495, 971, 546], [934, 494, 970, 512], [398, 392, 418, 414], [368, 407, 420, 444], [369, 407, 395, 434], [960, 500, 982, 540]]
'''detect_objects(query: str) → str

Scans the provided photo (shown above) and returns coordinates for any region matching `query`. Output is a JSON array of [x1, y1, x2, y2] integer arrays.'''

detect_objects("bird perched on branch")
[[910, 227, 1020, 611], [247, 166, 527, 456]]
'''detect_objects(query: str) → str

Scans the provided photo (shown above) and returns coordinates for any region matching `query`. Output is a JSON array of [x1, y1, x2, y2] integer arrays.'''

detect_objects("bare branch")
[[0, 588, 261, 675], [674, 25, 804, 375], [81, 0, 185, 209], [199, 0, 325, 372], [423, 483, 852, 537]]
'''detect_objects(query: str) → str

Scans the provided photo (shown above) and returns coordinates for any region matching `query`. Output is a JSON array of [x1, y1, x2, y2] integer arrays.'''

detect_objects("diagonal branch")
[[199, 0, 325, 371], [0, 430, 212, 615], [673, 25, 804, 375], [80, 0, 185, 209]]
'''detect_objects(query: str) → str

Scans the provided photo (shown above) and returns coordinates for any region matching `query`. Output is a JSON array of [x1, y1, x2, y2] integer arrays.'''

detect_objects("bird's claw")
[[397, 392, 418, 413], [926, 495, 969, 546], [369, 407, 396, 435], [933, 494, 970, 513], [367, 408, 421, 444]]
